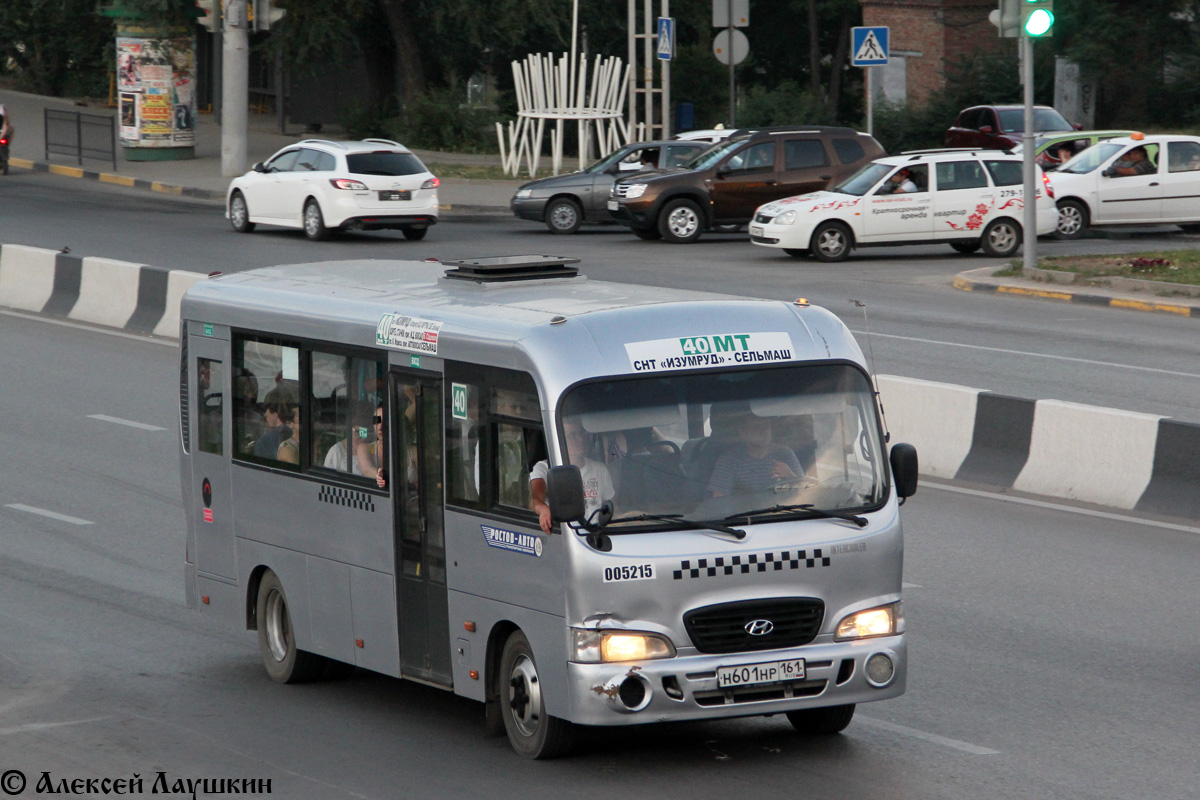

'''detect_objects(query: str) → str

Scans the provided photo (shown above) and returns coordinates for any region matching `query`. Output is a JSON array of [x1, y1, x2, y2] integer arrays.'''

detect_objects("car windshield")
[[996, 108, 1073, 133], [345, 151, 428, 176], [1058, 142, 1124, 174], [831, 162, 892, 196], [684, 139, 747, 170], [586, 146, 640, 173], [558, 363, 887, 531]]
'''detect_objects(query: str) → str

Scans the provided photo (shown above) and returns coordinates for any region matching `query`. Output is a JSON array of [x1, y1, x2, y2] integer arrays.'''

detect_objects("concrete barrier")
[[0, 240, 1196, 522]]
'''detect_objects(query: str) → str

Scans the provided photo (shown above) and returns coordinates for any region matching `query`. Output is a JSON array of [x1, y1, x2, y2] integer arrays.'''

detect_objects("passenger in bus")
[[707, 413, 803, 497], [277, 403, 301, 464], [254, 387, 298, 461], [355, 403, 388, 488], [322, 401, 374, 473], [530, 418, 615, 533]]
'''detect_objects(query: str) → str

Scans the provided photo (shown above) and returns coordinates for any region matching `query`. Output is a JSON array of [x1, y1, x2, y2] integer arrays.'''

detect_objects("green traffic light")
[[1024, 8, 1054, 35]]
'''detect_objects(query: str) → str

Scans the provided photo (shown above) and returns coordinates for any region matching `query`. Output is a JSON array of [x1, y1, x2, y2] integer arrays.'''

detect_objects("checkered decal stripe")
[[318, 486, 375, 512], [672, 550, 830, 580]]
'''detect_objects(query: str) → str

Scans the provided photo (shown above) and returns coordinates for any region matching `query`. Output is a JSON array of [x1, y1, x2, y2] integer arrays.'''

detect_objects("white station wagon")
[[226, 138, 440, 241], [750, 150, 1059, 261], [1048, 133, 1200, 238]]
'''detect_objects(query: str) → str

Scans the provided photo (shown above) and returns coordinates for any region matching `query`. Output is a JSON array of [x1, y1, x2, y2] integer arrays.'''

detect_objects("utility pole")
[[1021, 33, 1036, 272], [221, 0, 249, 177]]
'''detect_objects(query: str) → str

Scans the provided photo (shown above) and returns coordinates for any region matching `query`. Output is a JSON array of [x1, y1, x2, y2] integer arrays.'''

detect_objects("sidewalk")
[[0, 88, 521, 212]]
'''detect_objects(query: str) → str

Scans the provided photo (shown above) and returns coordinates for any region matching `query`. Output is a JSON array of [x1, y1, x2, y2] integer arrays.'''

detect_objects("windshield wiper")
[[604, 513, 746, 540], [722, 503, 867, 528]]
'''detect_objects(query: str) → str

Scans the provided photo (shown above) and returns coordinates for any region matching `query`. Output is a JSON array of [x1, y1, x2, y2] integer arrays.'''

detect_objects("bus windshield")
[[558, 363, 886, 529]]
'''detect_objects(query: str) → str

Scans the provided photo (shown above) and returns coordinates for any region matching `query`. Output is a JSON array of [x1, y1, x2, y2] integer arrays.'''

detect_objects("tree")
[[0, 0, 113, 96]]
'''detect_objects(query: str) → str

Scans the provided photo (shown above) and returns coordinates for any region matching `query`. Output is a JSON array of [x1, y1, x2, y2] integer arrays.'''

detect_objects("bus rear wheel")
[[256, 570, 328, 683], [786, 703, 856, 735], [499, 630, 575, 759]]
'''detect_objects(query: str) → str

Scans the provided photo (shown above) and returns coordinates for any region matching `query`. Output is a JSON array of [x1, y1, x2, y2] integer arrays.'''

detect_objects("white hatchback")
[[749, 150, 1059, 261], [1048, 134, 1200, 239], [226, 138, 440, 241]]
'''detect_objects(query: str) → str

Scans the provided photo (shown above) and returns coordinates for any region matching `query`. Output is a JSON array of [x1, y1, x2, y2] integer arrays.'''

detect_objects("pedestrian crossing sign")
[[657, 17, 675, 61], [851, 26, 889, 67]]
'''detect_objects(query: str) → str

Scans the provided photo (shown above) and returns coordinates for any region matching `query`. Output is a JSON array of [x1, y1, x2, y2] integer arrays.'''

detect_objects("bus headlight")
[[835, 602, 901, 641], [571, 629, 676, 662]]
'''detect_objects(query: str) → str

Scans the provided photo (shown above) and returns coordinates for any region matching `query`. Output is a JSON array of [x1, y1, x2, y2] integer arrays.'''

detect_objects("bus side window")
[[197, 358, 224, 455], [312, 350, 384, 476], [232, 334, 302, 469], [493, 387, 543, 510], [446, 382, 481, 504]]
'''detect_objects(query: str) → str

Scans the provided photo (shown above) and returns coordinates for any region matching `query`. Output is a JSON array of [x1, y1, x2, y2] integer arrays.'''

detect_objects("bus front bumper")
[[565, 634, 905, 726]]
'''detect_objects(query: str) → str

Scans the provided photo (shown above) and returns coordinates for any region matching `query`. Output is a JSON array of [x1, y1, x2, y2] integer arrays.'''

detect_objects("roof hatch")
[[442, 255, 582, 283]]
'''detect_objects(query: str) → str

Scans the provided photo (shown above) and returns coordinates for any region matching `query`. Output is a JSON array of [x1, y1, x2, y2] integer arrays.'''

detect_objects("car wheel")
[[256, 570, 329, 684], [303, 199, 329, 241], [499, 630, 575, 759], [810, 221, 852, 262], [786, 704, 855, 735], [631, 226, 662, 241], [949, 240, 981, 254], [402, 226, 428, 241], [545, 198, 583, 235], [658, 198, 704, 244], [1180, 224, 1200, 234], [783, 248, 809, 258], [1055, 199, 1089, 240], [229, 191, 255, 233], [981, 218, 1022, 257]]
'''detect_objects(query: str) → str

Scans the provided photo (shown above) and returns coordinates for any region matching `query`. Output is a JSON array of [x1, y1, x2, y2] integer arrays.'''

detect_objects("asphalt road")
[[1, 312, 1198, 799], [2, 172, 1199, 423]]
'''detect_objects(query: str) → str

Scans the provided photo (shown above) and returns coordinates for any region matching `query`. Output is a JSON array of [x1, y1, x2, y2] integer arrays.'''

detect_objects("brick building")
[[860, 0, 1011, 106]]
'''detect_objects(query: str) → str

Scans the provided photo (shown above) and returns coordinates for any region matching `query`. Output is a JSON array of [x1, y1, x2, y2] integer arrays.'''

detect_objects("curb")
[[953, 267, 1200, 318], [1, 241, 1197, 523], [9, 157, 226, 202]]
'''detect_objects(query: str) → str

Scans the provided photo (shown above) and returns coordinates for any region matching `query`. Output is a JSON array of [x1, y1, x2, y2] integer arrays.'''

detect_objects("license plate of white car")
[[379, 190, 411, 201], [717, 658, 805, 688], [749, 225, 764, 237], [607, 200, 619, 211]]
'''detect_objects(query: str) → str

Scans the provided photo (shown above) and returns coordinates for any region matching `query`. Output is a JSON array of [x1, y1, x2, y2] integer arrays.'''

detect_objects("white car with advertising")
[[226, 138, 439, 241], [1048, 133, 1200, 238], [749, 150, 1059, 261]]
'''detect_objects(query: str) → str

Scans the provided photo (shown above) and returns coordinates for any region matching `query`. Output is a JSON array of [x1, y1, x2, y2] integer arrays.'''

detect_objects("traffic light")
[[988, 0, 1020, 38], [196, 0, 217, 32], [1022, 0, 1054, 37], [253, 0, 286, 31]]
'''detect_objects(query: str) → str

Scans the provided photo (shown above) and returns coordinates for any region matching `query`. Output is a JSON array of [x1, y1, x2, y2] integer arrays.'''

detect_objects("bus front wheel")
[[786, 703, 856, 735], [499, 630, 575, 759], [256, 570, 328, 684]]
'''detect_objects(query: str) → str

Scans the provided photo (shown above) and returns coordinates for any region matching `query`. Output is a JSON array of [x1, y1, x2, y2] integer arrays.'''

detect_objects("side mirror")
[[890, 443, 919, 499], [546, 465, 586, 525], [1073, 122, 1084, 131], [252, 162, 266, 173], [979, 125, 994, 135], [716, 164, 732, 177], [1101, 167, 1116, 178]]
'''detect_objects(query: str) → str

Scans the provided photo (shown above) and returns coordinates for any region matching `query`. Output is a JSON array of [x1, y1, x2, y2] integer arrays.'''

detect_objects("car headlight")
[[835, 602, 902, 641], [624, 183, 648, 199], [571, 628, 676, 662], [515, 188, 533, 198], [777, 210, 798, 225]]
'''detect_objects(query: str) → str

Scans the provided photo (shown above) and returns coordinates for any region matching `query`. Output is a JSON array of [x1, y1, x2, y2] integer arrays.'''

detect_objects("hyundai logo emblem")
[[744, 619, 774, 636]]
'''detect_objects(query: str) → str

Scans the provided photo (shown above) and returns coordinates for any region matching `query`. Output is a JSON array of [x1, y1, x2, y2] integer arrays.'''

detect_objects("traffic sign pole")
[[1022, 32, 1037, 272], [850, 27, 889, 137], [727, 0, 735, 127]]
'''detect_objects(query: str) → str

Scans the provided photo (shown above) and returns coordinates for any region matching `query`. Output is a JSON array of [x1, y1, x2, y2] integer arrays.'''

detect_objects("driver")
[[530, 417, 615, 533], [707, 413, 802, 498]]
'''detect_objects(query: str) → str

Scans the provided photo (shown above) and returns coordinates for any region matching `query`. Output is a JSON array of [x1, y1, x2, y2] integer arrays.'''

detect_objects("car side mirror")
[[1101, 167, 1116, 178], [716, 164, 732, 177], [252, 162, 266, 173], [546, 465, 586, 525], [979, 125, 994, 135], [890, 443, 919, 499]]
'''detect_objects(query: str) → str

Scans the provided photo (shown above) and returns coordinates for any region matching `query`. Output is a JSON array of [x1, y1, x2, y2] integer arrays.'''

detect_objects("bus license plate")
[[607, 200, 619, 211], [379, 190, 411, 201], [717, 658, 805, 688]]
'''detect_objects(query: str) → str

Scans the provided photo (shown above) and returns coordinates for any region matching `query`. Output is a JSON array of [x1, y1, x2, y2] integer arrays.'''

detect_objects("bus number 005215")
[[603, 564, 655, 583]]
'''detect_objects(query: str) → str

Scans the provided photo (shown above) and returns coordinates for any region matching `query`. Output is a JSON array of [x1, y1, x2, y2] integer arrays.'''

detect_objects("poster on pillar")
[[116, 37, 196, 148]]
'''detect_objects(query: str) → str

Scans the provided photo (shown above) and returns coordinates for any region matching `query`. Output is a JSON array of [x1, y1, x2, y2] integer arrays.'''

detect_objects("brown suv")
[[608, 126, 885, 243]]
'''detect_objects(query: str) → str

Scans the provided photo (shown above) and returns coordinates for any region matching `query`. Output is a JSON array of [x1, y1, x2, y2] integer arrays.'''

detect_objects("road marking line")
[[4, 504, 93, 526], [856, 715, 1000, 755], [0, 717, 109, 736], [923, 481, 1200, 535], [88, 414, 165, 431], [901, 582, 922, 589], [852, 330, 1200, 380]]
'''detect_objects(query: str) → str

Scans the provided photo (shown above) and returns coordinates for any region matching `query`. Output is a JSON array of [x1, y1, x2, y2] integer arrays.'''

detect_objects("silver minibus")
[[179, 255, 918, 758]]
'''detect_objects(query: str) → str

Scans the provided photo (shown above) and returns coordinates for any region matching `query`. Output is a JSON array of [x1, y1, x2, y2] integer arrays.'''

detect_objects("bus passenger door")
[[188, 332, 235, 581], [392, 372, 452, 687]]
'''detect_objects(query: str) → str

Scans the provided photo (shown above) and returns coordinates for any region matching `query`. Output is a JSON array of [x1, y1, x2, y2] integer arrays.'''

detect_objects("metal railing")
[[44, 109, 117, 170]]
